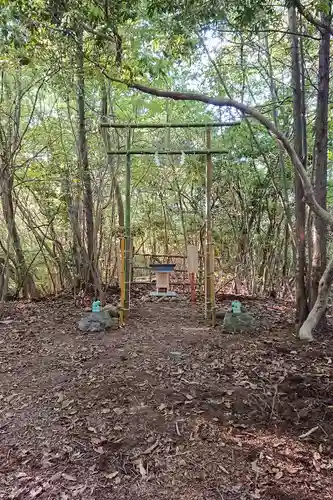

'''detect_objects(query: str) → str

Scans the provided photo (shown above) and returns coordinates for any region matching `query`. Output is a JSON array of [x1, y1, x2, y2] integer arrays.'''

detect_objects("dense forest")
[[3, 2, 333, 500], [1, 0, 333, 340]]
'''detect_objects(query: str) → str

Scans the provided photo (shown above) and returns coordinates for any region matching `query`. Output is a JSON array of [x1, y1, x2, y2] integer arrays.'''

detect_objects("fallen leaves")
[[113, 407, 124, 415], [217, 464, 229, 475], [50, 471, 62, 482], [313, 458, 321, 473], [62, 473, 77, 482], [134, 458, 147, 478], [16, 472, 28, 479], [56, 392, 64, 403], [29, 486, 43, 498], [2, 296, 333, 500], [103, 471, 119, 480], [142, 440, 160, 455], [299, 426, 319, 439], [5, 392, 20, 402], [251, 460, 260, 474], [275, 471, 283, 480], [94, 446, 105, 454], [91, 436, 107, 446], [71, 484, 87, 496]]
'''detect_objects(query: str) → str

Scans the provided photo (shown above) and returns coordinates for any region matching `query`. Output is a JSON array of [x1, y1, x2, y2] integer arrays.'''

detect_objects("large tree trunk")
[[310, 6, 331, 310], [289, 7, 308, 329], [76, 29, 100, 292], [299, 258, 333, 341]]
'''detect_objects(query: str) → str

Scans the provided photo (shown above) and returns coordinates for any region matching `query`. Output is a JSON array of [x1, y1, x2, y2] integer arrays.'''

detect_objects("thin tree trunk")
[[264, 34, 296, 267], [1, 171, 38, 298], [299, 258, 333, 341], [310, 6, 331, 310], [159, 193, 169, 255], [282, 221, 290, 278], [76, 29, 99, 291], [100, 83, 124, 229], [62, 176, 87, 290], [289, 7, 308, 328]]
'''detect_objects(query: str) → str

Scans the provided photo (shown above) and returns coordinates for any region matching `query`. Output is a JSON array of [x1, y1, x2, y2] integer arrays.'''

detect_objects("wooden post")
[[205, 127, 214, 325], [119, 236, 125, 325], [187, 245, 198, 304], [124, 128, 131, 320], [211, 242, 216, 326], [190, 273, 195, 303]]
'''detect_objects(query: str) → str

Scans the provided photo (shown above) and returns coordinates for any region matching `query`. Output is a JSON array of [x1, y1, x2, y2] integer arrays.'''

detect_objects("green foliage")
[[0, 0, 330, 297], [147, 0, 275, 28]]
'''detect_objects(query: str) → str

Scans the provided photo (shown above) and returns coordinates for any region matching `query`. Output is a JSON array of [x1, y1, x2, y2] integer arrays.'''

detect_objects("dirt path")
[[1, 298, 333, 499]]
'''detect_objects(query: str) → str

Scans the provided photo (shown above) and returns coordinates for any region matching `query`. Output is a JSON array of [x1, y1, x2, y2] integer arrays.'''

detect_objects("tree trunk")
[[289, 7, 308, 328], [264, 34, 293, 240], [159, 192, 169, 255], [62, 175, 87, 290], [310, 6, 331, 310], [100, 83, 124, 229], [299, 258, 333, 341], [76, 29, 99, 292], [1, 172, 38, 298]]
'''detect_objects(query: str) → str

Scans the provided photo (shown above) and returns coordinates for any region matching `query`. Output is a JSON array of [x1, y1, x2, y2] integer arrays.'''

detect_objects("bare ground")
[[1, 295, 333, 500]]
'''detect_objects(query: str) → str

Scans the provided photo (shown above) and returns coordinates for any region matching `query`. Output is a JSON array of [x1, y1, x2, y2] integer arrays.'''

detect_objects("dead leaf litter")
[[0, 295, 333, 499]]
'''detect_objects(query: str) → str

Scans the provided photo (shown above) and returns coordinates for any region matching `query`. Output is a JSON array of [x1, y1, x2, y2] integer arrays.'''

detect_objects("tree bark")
[[264, 33, 296, 275], [310, 6, 331, 309], [299, 258, 333, 340], [293, 0, 333, 35], [100, 83, 124, 229], [289, 7, 308, 328], [64, 177, 89, 290], [1, 171, 38, 298], [76, 29, 99, 291]]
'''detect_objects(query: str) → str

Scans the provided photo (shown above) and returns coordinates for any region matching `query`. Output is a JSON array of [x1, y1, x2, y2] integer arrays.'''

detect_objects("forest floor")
[[1, 294, 333, 500]]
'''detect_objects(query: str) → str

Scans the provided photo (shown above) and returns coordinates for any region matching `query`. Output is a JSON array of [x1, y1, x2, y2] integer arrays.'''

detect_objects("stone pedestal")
[[222, 312, 256, 333], [78, 311, 118, 332]]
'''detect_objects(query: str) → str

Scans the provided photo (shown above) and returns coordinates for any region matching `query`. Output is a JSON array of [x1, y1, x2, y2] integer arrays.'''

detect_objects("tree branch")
[[103, 75, 333, 229], [293, 0, 333, 35]]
